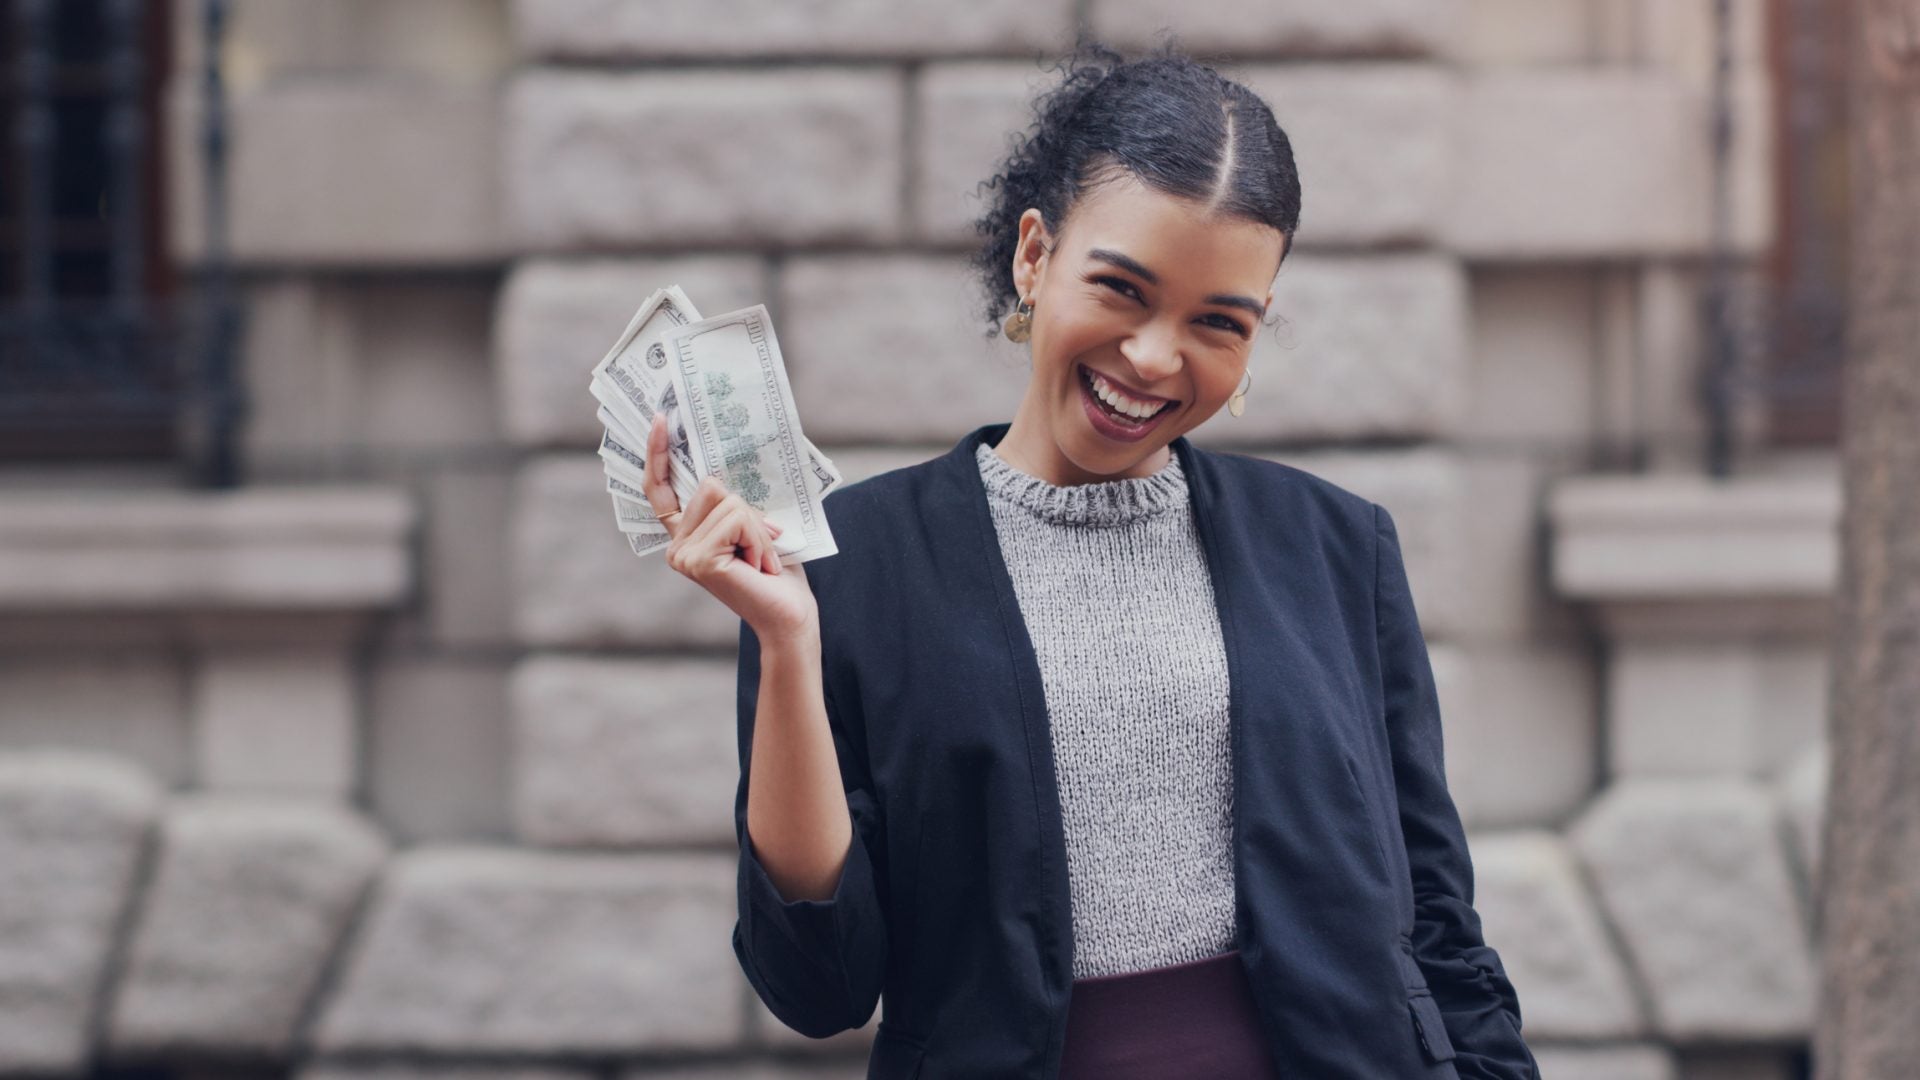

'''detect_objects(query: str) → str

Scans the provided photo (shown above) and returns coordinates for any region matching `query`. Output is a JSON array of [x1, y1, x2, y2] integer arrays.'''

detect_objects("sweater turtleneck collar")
[[974, 441, 1188, 528]]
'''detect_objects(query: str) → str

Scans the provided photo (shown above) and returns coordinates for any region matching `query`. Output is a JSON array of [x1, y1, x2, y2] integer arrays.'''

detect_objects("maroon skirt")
[[1057, 948, 1281, 1079]]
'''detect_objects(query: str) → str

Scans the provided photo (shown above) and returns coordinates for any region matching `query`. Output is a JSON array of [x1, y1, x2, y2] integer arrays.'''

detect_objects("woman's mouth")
[[1077, 363, 1176, 443]]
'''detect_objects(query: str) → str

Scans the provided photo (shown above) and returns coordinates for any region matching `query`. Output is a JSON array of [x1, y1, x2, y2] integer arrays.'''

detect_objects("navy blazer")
[[732, 422, 1539, 1079]]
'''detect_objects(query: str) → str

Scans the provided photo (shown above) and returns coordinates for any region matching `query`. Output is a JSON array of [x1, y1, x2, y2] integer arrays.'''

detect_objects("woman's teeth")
[[1085, 368, 1169, 420]]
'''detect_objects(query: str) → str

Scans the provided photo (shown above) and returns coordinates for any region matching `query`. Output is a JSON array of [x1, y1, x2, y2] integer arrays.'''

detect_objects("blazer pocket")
[[1406, 989, 1458, 1064], [871, 1024, 928, 1079]]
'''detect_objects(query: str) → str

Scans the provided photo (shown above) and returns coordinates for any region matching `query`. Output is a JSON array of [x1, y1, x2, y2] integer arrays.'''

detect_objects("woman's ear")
[[1010, 208, 1052, 301]]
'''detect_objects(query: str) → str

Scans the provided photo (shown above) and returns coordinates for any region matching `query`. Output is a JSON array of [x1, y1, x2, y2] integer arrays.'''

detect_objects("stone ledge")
[[0, 487, 415, 616], [0, 746, 1825, 1070], [1567, 777, 1815, 1039], [1548, 463, 1838, 636], [107, 795, 390, 1057], [312, 847, 742, 1053], [0, 750, 163, 1074]]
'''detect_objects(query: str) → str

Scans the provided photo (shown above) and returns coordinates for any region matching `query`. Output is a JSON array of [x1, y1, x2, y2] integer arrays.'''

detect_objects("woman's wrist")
[[755, 617, 821, 658]]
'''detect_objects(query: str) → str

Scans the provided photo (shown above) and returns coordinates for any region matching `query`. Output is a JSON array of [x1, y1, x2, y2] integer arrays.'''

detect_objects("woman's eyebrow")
[[1202, 293, 1267, 318], [1087, 247, 1161, 284], [1087, 247, 1266, 318]]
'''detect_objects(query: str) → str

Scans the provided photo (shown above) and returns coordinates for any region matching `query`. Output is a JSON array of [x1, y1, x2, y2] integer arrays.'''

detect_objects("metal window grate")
[[0, 0, 237, 483], [1702, 0, 1850, 475], [1759, 0, 1849, 447], [0, 0, 178, 459]]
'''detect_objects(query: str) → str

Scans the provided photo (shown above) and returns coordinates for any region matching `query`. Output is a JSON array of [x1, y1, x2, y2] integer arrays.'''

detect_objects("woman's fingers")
[[644, 413, 684, 535], [678, 498, 747, 571], [756, 520, 781, 576], [666, 499, 722, 577], [737, 508, 782, 577], [665, 474, 737, 560], [756, 514, 784, 573], [723, 505, 774, 578], [687, 501, 786, 579], [644, 411, 786, 577], [728, 503, 766, 574]]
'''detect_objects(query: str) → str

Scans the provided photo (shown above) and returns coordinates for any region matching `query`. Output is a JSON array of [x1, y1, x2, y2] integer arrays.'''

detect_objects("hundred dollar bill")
[[605, 472, 651, 504], [659, 304, 837, 565], [652, 374, 842, 503], [808, 436, 843, 499], [625, 529, 670, 558], [598, 403, 645, 451], [592, 285, 841, 509], [594, 404, 673, 507], [597, 426, 656, 497], [611, 490, 666, 535], [609, 477, 670, 557], [606, 474, 667, 536], [589, 286, 703, 502]]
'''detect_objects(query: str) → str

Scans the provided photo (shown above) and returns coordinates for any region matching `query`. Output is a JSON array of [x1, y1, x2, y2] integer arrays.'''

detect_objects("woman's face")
[[1002, 173, 1286, 485]]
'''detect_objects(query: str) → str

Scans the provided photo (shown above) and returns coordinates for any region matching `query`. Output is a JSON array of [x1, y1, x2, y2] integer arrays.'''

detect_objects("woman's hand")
[[646, 411, 820, 643]]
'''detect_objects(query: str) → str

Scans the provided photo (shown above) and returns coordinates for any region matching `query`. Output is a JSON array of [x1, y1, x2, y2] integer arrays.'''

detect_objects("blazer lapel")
[[932, 424, 1078, 1056], [1180, 437, 1411, 1065]]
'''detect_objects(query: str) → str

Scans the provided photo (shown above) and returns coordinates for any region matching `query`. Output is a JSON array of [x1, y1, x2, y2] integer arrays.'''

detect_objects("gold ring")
[[658, 509, 683, 525]]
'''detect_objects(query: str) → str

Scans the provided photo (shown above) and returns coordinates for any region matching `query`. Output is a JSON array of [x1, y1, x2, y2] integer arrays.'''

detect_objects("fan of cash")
[[588, 285, 841, 565]]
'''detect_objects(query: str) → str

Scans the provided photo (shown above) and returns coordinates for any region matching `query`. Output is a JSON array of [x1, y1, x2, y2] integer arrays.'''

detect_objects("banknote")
[[656, 375, 841, 503], [606, 474, 667, 536], [625, 529, 670, 558], [658, 303, 837, 565], [591, 286, 840, 509], [609, 474, 671, 558], [597, 426, 653, 495], [589, 286, 702, 506], [589, 286, 840, 564]]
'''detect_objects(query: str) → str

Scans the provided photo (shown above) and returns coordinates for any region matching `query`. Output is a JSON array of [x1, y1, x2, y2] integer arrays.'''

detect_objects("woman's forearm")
[[744, 624, 855, 902]]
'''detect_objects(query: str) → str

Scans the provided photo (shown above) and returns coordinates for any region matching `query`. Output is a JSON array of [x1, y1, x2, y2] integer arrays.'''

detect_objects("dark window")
[[0, 0, 177, 459], [1761, 0, 1849, 445]]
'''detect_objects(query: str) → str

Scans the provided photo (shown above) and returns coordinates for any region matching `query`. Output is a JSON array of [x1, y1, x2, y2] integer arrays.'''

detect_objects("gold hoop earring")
[[1002, 296, 1035, 343], [1228, 369, 1253, 417]]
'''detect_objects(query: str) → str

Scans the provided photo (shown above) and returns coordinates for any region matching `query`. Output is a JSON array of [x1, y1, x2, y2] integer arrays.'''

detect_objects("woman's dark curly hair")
[[968, 40, 1302, 337]]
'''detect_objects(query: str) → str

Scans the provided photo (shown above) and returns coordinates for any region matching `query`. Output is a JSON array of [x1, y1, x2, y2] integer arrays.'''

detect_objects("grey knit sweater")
[[975, 442, 1237, 980]]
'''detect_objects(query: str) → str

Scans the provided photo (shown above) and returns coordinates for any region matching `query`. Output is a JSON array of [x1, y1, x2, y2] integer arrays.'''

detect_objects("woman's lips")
[[1082, 364, 1176, 404], [1078, 363, 1175, 443]]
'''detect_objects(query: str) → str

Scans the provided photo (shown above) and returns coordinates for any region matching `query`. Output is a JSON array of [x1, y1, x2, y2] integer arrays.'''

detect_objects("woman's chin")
[[1058, 425, 1176, 481]]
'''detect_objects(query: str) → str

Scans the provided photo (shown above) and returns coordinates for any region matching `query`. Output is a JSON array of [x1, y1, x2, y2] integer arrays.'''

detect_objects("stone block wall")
[[0, 1, 1825, 1078]]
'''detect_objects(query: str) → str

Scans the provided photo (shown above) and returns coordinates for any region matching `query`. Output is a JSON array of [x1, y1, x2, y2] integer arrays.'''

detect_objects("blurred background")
[[0, 1, 1858, 1078]]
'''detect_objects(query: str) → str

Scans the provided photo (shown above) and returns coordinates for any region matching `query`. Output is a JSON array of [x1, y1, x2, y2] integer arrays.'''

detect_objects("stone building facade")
[[0, 2, 1831, 1078]]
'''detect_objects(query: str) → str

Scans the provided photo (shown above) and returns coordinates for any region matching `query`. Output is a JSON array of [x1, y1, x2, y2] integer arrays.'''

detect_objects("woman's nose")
[[1118, 325, 1184, 384]]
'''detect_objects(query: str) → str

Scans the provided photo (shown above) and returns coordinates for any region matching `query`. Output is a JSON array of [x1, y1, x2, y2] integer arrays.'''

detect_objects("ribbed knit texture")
[[975, 441, 1237, 980]]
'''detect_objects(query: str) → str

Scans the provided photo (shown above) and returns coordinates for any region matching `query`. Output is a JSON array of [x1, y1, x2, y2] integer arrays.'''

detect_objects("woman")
[[642, 43, 1539, 1080]]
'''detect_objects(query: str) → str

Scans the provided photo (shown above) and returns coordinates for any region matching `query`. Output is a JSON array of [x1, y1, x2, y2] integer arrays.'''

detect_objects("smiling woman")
[[992, 175, 1286, 477], [968, 42, 1300, 487], [725, 38, 1540, 1080]]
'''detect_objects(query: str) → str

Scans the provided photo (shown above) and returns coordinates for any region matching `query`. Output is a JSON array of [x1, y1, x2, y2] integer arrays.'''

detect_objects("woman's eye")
[[1095, 276, 1248, 337]]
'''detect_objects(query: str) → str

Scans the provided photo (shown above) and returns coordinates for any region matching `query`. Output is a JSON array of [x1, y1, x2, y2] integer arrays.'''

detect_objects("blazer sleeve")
[[730, 617, 888, 1039], [1373, 503, 1541, 1080]]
